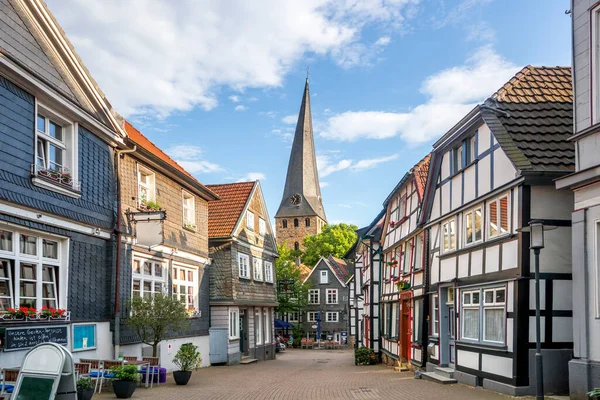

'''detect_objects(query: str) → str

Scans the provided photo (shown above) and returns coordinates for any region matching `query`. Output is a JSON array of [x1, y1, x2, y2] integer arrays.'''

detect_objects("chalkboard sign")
[[5, 326, 68, 351]]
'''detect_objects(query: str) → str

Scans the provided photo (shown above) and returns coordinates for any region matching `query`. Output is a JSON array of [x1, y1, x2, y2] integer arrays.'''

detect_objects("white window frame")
[[253, 257, 263, 281], [413, 234, 423, 271], [229, 307, 240, 339], [0, 226, 66, 311], [172, 262, 198, 311], [432, 294, 439, 336], [259, 218, 266, 236], [307, 311, 319, 322], [461, 289, 480, 341], [182, 190, 196, 230], [487, 193, 510, 239], [255, 308, 262, 345], [264, 261, 273, 283], [326, 311, 339, 323], [33, 102, 79, 196], [246, 211, 255, 230], [320, 270, 329, 284], [460, 286, 506, 345], [309, 289, 320, 304], [288, 312, 299, 322], [464, 206, 483, 246], [326, 288, 338, 304], [263, 308, 270, 344], [238, 252, 250, 279], [132, 254, 167, 299], [137, 164, 156, 207], [442, 218, 456, 253], [592, 3, 600, 124], [482, 287, 506, 343]]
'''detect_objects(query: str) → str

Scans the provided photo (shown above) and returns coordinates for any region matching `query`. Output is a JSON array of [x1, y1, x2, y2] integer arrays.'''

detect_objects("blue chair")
[[0, 368, 18, 396], [96, 360, 122, 393]]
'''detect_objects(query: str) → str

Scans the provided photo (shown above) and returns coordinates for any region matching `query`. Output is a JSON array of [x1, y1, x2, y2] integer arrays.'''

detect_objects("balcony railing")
[[31, 164, 81, 192]]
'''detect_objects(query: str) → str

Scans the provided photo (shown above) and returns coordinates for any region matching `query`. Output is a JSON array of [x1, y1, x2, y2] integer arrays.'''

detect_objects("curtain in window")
[[484, 308, 504, 342], [462, 308, 479, 340], [0, 230, 12, 251]]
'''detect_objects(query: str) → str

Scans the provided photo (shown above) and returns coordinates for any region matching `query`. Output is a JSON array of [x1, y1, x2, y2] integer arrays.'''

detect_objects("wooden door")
[[401, 299, 410, 361]]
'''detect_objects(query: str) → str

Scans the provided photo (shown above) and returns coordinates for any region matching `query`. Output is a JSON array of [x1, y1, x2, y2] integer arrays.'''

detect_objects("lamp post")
[[517, 220, 556, 400]]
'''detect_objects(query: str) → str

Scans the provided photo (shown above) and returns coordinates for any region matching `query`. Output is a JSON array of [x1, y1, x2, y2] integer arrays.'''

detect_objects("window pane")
[[465, 213, 473, 244], [0, 230, 12, 251], [443, 224, 449, 250], [180, 270, 185, 280], [37, 139, 47, 168], [143, 262, 152, 275], [49, 121, 62, 141], [42, 265, 55, 282], [42, 239, 58, 259], [21, 263, 36, 279], [472, 292, 480, 304], [500, 197, 509, 234], [20, 298, 35, 308], [143, 281, 152, 292], [489, 201, 498, 237], [37, 114, 46, 132], [485, 290, 494, 304], [484, 309, 504, 342], [496, 289, 506, 303], [48, 144, 63, 171], [0, 262, 6, 278], [42, 283, 55, 298], [475, 209, 482, 241], [463, 292, 471, 305], [0, 281, 10, 296], [20, 235, 37, 255], [0, 298, 11, 311], [154, 263, 162, 277], [463, 308, 479, 340], [20, 281, 36, 297], [188, 271, 193, 281], [155, 282, 162, 293], [43, 299, 56, 309], [133, 280, 140, 291], [133, 260, 141, 274]]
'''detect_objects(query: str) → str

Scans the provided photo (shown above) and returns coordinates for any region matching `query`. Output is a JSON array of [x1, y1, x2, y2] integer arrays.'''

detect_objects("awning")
[[274, 319, 292, 329]]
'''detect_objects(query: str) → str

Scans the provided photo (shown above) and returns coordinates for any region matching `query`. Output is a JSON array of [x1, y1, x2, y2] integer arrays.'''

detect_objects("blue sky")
[[47, 0, 572, 229]]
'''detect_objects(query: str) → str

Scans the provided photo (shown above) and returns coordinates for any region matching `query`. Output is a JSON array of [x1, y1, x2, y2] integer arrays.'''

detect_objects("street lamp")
[[517, 220, 556, 400]]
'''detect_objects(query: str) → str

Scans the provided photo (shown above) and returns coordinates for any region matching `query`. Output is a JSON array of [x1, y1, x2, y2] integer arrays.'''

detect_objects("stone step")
[[240, 357, 258, 365], [421, 372, 458, 385], [434, 366, 455, 379]]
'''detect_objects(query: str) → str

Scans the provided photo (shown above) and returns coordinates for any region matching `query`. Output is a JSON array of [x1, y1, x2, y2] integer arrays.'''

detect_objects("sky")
[[46, 0, 572, 229]]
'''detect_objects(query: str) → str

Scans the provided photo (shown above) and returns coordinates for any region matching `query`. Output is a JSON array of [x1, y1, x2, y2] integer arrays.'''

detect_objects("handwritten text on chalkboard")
[[5, 326, 68, 350]]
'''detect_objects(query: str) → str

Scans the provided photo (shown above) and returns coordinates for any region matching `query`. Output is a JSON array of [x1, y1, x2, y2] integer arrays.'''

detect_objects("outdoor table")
[[124, 360, 150, 388]]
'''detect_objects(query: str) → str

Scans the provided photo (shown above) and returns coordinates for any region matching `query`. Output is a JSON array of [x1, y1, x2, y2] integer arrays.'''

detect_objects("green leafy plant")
[[173, 343, 202, 372], [111, 365, 139, 381], [588, 388, 600, 398], [127, 293, 190, 357], [76, 377, 94, 391], [355, 346, 375, 365], [301, 223, 358, 268], [143, 200, 161, 211], [291, 324, 304, 348]]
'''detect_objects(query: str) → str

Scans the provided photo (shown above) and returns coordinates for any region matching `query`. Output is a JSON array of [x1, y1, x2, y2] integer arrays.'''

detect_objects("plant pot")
[[112, 380, 136, 399], [77, 388, 94, 400], [173, 370, 192, 385]]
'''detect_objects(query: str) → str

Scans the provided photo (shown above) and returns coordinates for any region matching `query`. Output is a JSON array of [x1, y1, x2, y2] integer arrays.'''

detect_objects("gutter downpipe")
[[114, 145, 136, 358]]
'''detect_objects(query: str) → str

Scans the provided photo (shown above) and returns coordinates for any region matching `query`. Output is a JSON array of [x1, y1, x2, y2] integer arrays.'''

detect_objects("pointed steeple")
[[275, 79, 327, 222]]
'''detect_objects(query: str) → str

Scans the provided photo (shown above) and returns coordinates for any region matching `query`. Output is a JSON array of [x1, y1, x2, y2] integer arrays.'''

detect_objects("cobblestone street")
[[97, 349, 513, 399]]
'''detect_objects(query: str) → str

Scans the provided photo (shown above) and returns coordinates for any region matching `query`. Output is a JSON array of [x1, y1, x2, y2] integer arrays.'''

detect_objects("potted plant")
[[589, 388, 600, 399], [76, 377, 94, 400], [111, 365, 138, 398], [172, 343, 202, 385]]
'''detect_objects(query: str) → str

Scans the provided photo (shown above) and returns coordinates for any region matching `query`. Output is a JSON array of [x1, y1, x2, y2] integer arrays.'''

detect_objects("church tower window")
[[294, 218, 299, 228], [305, 218, 310, 227], [282, 220, 287, 228]]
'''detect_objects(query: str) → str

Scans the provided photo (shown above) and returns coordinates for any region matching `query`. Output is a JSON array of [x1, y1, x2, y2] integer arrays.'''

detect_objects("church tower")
[[275, 78, 327, 251]]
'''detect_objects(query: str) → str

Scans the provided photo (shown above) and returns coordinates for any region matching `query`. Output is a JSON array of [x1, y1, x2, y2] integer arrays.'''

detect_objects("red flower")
[[7, 308, 15, 313], [42, 306, 48, 310]]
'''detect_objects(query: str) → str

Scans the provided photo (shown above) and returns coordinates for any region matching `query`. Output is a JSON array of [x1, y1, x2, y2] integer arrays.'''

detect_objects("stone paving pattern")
[[96, 348, 515, 399]]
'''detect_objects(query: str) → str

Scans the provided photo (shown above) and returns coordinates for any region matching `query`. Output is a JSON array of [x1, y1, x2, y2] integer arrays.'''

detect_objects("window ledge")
[[183, 226, 197, 233], [440, 234, 517, 258], [455, 340, 507, 351], [239, 276, 251, 281], [32, 176, 81, 198]]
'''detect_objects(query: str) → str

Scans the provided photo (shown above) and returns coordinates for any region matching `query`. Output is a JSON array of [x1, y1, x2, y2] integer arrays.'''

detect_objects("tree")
[[127, 293, 190, 357], [275, 244, 310, 316], [301, 223, 358, 268]]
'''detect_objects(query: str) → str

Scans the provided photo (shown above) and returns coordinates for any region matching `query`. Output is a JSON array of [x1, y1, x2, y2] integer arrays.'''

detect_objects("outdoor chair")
[[301, 338, 307, 349], [123, 356, 138, 362], [0, 368, 19, 396], [141, 357, 161, 388], [307, 339, 314, 349], [74, 362, 91, 381], [96, 360, 123, 393], [80, 359, 101, 392]]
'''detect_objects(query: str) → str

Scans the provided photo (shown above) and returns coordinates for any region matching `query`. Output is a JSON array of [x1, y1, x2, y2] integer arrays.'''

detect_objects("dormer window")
[[320, 270, 328, 284], [451, 135, 476, 175]]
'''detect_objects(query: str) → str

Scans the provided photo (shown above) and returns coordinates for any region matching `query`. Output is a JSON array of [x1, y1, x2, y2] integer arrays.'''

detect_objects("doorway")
[[239, 311, 248, 356], [400, 298, 410, 362], [439, 286, 456, 368]]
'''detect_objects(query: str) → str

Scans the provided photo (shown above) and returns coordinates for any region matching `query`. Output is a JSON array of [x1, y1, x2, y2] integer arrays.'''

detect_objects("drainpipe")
[[114, 145, 136, 358]]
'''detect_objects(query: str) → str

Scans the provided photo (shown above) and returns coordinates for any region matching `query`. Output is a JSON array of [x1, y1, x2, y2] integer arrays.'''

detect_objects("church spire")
[[275, 79, 327, 222]]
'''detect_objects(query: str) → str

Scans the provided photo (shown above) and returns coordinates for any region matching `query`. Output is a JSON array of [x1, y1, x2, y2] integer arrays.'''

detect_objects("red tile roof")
[[492, 66, 572, 104], [327, 255, 352, 283], [413, 154, 431, 200], [298, 264, 312, 280], [123, 120, 218, 200], [206, 182, 256, 238]]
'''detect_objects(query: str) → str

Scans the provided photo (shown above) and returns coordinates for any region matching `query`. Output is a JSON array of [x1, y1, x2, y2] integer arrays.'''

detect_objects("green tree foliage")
[[301, 223, 358, 268], [275, 244, 310, 316], [127, 293, 190, 357]]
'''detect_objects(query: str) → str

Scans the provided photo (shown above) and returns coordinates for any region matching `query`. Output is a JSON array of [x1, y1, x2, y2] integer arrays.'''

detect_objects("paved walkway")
[[97, 349, 514, 399]]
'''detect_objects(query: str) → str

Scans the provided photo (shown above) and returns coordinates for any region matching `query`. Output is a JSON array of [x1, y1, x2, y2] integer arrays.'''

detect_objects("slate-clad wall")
[[0, 75, 115, 230], [0, 214, 112, 321]]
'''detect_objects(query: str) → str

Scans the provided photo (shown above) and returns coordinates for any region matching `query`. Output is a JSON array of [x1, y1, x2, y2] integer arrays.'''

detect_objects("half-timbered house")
[[380, 155, 430, 370], [422, 66, 574, 395]]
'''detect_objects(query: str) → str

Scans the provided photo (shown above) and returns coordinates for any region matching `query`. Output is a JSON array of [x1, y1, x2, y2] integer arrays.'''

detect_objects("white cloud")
[[375, 36, 391, 46], [166, 145, 222, 173], [333, 35, 392, 68], [46, 0, 419, 118], [235, 105, 248, 111], [228, 95, 241, 103], [236, 172, 267, 182], [466, 22, 495, 43], [338, 204, 352, 208], [282, 115, 298, 124], [320, 182, 329, 188], [351, 154, 399, 171], [321, 46, 519, 143]]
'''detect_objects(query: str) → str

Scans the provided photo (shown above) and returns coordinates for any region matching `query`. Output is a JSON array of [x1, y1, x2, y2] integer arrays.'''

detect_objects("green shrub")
[[111, 364, 139, 381], [76, 377, 94, 391], [173, 342, 202, 371], [589, 388, 600, 398], [355, 346, 374, 365]]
